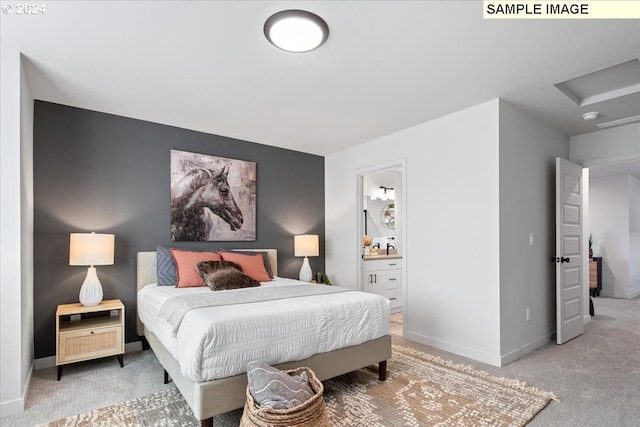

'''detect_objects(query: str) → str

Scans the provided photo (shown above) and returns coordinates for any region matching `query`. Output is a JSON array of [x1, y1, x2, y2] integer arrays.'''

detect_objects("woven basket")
[[239, 367, 329, 427]]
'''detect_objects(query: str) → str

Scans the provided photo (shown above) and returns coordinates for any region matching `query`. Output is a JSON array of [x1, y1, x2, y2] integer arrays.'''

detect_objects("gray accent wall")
[[33, 101, 325, 358]]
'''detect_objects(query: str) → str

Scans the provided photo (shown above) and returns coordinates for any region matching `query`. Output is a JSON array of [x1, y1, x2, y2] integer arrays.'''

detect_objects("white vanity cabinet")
[[363, 257, 402, 312]]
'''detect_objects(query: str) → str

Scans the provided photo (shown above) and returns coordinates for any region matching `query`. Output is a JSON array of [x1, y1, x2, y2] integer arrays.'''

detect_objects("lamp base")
[[299, 257, 313, 282], [79, 267, 104, 306]]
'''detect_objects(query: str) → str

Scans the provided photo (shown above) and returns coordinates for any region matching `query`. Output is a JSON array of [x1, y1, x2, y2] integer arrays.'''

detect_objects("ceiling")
[[2, 1, 639, 161]]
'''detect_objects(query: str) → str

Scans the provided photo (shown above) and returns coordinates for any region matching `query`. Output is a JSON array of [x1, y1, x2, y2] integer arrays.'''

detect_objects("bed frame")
[[136, 250, 392, 427]]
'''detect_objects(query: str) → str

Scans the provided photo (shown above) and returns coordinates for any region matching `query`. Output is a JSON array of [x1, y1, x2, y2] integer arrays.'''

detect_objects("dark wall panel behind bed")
[[33, 101, 325, 358]]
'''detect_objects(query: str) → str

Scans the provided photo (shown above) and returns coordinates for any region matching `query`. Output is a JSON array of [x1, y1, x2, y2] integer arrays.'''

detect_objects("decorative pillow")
[[156, 246, 178, 286], [157, 246, 218, 285], [247, 361, 314, 409], [222, 250, 275, 279], [196, 260, 261, 291], [218, 252, 271, 282], [170, 249, 222, 288]]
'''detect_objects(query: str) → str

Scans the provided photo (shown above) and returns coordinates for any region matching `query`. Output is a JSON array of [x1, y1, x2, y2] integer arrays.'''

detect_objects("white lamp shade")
[[70, 233, 115, 266], [294, 234, 319, 257]]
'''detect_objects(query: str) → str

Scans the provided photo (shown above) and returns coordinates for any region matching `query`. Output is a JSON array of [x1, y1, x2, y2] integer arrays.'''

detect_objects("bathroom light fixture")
[[376, 186, 395, 201], [264, 10, 329, 52]]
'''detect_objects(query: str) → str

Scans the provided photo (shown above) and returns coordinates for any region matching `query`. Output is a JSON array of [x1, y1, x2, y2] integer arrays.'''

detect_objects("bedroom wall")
[[590, 174, 640, 299], [497, 100, 569, 364], [32, 101, 325, 359], [325, 99, 503, 366], [1, 49, 34, 416], [569, 123, 640, 164]]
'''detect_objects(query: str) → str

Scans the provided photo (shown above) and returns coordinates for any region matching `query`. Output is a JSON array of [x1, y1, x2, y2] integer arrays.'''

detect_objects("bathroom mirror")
[[380, 203, 395, 230]]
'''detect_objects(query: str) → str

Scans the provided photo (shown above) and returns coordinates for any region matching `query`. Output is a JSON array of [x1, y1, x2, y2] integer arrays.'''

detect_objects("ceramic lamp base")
[[299, 257, 313, 282], [79, 267, 104, 306]]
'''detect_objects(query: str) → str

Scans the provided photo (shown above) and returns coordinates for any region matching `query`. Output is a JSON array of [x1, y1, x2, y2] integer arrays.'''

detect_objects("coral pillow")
[[171, 249, 222, 288], [218, 252, 272, 282]]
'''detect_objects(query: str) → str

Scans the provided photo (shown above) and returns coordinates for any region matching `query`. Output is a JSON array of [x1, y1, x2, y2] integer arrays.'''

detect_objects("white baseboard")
[[34, 341, 144, 370], [0, 362, 32, 417], [403, 329, 502, 367], [499, 334, 552, 366]]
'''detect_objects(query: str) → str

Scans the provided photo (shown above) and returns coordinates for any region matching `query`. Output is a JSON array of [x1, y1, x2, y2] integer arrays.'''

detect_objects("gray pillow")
[[196, 260, 261, 291], [247, 361, 314, 409]]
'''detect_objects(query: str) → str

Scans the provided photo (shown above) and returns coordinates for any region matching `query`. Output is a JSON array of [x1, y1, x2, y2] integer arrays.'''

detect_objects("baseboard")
[[600, 290, 640, 299], [499, 334, 552, 366], [34, 341, 144, 370], [0, 362, 32, 417], [403, 329, 502, 367]]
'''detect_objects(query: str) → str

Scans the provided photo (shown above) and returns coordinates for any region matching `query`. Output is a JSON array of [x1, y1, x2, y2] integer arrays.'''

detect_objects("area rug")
[[40, 345, 557, 426]]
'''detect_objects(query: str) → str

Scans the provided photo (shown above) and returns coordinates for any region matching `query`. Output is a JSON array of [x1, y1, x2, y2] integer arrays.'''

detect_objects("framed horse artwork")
[[170, 149, 256, 241]]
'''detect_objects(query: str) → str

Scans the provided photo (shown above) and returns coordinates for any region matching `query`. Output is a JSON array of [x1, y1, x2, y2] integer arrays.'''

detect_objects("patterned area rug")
[[41, 345, 557, 426]]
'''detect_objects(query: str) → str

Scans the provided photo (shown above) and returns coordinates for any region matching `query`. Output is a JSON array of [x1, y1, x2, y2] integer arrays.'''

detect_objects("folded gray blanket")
[[247, 361, 315, 409]]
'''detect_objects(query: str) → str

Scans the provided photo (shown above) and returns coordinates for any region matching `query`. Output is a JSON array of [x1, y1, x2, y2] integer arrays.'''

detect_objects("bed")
[[136, 249, 392, 426]]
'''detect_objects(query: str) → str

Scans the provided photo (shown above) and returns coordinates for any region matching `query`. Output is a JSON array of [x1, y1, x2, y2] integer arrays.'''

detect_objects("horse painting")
[[170, 150, 256, 241]]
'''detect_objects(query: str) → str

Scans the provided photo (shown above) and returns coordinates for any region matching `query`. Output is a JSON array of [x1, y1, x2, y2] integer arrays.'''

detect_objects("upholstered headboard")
[[136, 249, 278, 335]]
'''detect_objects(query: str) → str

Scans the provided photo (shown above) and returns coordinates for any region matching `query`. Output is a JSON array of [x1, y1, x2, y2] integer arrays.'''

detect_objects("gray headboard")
[[136, 249, 278, 336]]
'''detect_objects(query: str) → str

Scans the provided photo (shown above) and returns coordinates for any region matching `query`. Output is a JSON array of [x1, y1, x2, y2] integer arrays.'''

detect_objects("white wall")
[[497, 101, 569, 364], [363, 170, 401, 243], [1, 49, 34, 416], [326, 99, 502, 365], [590, 175, 640, 299], [630, 176, 640, 296], [570, 123, 640, 165]]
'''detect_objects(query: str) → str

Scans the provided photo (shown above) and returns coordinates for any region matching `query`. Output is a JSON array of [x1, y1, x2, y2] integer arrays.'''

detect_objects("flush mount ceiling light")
[[264, 10, 329, 53], [582, 111, 599, 121]]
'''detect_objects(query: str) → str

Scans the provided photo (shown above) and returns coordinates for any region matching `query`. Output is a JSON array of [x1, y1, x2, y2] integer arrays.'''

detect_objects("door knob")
[[561, 257, 570, 263]]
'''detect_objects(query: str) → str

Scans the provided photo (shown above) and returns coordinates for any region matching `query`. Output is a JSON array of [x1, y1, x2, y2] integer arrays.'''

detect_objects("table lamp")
[[294, 234, 319, 282], [69, 232, 115, 306]]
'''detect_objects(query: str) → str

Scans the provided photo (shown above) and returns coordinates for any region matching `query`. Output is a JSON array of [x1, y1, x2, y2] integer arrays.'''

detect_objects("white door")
[[555, 158, 584, 344]]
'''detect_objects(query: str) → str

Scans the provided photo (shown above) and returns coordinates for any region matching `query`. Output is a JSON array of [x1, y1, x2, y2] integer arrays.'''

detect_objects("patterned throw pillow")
[[247, 361, 314, 409], [195, 260, 261, 291], [156, 246, 177, 286]]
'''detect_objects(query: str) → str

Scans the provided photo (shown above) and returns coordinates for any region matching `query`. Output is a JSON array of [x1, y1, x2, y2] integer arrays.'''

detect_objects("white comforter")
[[138, 277, 390, 382]]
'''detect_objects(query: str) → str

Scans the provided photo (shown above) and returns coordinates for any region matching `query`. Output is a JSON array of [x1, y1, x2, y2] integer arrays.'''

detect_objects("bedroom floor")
[[390, 311, 403, 335], [2, 296, 638, 426]]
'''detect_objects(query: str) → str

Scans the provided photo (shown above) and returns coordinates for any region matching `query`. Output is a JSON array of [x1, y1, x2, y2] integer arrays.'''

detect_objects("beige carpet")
[[40, 345, 557, 427]]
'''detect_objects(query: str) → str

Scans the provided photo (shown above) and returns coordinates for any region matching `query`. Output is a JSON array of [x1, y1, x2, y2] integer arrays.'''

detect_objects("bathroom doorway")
[[357, 161, 406, 336]]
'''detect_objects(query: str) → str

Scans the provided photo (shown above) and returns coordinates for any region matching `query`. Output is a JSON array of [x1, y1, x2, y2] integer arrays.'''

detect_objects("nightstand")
[[56, 299, 125, 380]]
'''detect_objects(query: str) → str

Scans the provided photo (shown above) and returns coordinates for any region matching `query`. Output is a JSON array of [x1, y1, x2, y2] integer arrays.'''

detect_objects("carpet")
[[40, 345, 557, 427]]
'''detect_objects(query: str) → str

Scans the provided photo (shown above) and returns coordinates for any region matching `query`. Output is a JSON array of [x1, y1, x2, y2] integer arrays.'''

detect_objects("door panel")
[[556, 157, 584, 344]]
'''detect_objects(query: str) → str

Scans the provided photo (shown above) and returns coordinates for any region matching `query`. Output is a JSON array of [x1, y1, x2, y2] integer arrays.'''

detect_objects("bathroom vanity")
[[363, 255, 402, 312]]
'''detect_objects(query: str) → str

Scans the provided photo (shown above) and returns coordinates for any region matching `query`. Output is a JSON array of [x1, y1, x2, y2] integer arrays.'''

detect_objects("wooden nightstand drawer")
[[58, 325, 123, 364]]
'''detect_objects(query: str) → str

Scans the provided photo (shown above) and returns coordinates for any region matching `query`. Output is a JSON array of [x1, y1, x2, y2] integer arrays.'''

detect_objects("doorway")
[[357, 161, 406, 336]]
